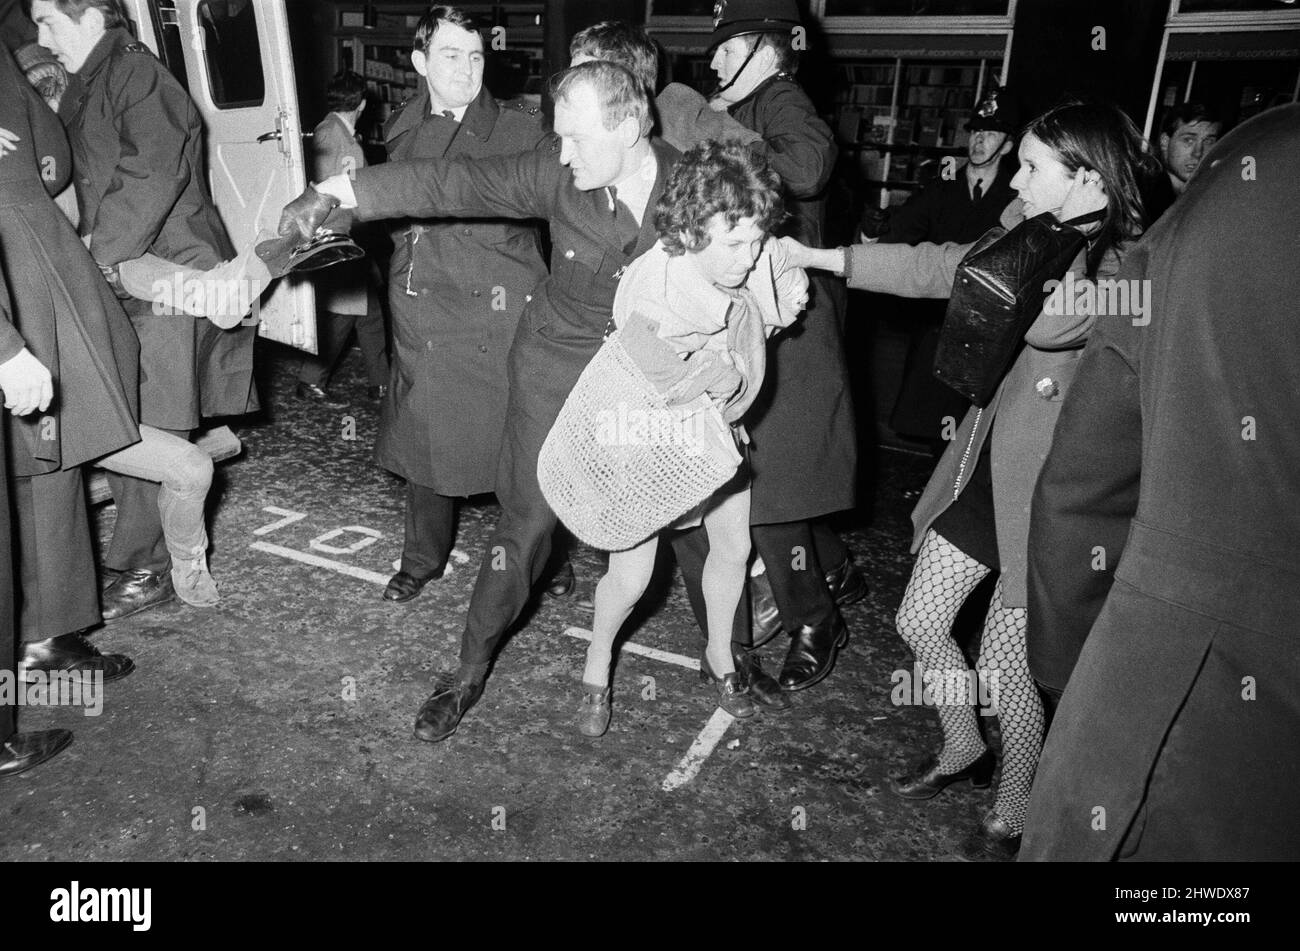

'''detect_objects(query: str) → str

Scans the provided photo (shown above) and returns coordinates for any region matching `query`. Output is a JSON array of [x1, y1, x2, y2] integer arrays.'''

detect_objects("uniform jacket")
[[373, 85, 549, 495], [0, 46, 139, 477], [844, 199, 1122, 606], [1022, 105, 1300, 861], [59, 26, 256, 428], [351, 138, 681, 494], [310, 112, 369, 317], [727, 73, 856, 523]]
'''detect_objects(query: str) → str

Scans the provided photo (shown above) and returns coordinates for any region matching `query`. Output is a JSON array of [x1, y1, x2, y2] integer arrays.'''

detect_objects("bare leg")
[[583, 536, 659, 688], [701, 486, 752, 678]]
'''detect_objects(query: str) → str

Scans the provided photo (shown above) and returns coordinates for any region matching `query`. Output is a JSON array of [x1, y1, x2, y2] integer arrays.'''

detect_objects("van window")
[[199, 0, 265, 108]]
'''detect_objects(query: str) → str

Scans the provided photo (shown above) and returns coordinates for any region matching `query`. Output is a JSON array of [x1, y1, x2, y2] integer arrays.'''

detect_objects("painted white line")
[[250, 541, 391, 586], [254, 537, 728, 789], [662, 708, 735, 792], [561, 627, 699, 671]]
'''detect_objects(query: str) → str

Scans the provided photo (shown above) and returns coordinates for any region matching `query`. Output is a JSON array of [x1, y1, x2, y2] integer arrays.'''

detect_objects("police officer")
[[876, 86, 1019, 458], [707, 0, 863, 691], [281, 61, 792, 743], [376, 6, 551, 606], [32, 0, 257, 621]]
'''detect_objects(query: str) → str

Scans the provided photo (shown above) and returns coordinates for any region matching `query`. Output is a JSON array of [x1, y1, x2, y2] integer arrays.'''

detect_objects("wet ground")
[[1, 342, 1006, 862]]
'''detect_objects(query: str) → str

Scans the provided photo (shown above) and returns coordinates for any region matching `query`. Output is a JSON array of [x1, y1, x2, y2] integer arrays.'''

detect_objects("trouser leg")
[[400, 482, 455, 579], [297, 311, 355, 387], [355, 287, 389, 388], [752, 519, 834, 629], [811, 519, 849, 571], [13, 469, 100, 642]]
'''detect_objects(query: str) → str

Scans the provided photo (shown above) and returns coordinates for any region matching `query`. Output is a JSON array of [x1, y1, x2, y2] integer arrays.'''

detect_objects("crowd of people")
[[0, 0, 1295, 863]]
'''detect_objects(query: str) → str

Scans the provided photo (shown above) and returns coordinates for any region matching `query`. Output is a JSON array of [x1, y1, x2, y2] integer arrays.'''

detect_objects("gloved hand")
[[663, 349, 742, 406], [277, 185, 340, 243], [27, 61, 68, 106], [617, 310, 691, 396]]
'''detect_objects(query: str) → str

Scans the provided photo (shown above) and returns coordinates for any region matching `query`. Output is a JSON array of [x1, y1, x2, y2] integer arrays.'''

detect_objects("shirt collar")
[[605, 148, 658, 225]]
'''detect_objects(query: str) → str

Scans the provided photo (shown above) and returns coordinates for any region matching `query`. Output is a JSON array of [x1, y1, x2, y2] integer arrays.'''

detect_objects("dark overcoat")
[[59, 27, 256, 429], [1021, 105, 1300, 861], [728, 74, 856, 523], [0, 46, 139, 477], [374, 85, 549, 495]]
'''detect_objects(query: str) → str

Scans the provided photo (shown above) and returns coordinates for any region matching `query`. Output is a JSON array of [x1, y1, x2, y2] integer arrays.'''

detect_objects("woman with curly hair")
[[783, 101, 1155, 858], [576, 141, 808, 736]]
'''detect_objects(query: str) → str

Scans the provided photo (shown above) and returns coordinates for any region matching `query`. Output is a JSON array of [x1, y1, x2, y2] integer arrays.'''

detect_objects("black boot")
[[778, 611, 849, 691], [748, 570, 783, 648]]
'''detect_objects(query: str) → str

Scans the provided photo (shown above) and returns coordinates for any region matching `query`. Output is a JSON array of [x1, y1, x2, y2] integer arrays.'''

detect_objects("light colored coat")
[[844, 199, 1120, 605]]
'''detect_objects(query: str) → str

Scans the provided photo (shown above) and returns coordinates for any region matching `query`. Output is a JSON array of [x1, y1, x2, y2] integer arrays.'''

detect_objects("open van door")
[[123, 0, 317, 354]]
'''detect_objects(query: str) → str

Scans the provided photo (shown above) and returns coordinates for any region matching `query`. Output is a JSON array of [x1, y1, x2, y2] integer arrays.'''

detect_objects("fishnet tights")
[[895, 530, 1045, 834]]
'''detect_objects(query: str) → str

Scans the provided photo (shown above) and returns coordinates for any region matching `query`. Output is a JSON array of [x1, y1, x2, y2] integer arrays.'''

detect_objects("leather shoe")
[[748, 570, 783, 648], [778, 612, 849, 691], [825, 557, 869, 607], [701, 646, 790, 710], [383, 569, 436, 603], [21, 632, 135, 683], [715, 672, 756, 718], [0, 730, 74, 778], [960, 810, 1021, 861], [413, 671, 485, 742], [101, 568, 175, 622], [294, 382, 345, 407], [544, 560, 576, 598], [890, 748, 995, 800]]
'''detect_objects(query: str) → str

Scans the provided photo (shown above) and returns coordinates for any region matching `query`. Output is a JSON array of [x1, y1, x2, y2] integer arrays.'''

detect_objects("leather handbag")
[[934, 209, 1104, 407]]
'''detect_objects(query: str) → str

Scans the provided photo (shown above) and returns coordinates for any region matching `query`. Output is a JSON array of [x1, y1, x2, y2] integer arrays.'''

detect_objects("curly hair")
[[655, 141, 784, 256]]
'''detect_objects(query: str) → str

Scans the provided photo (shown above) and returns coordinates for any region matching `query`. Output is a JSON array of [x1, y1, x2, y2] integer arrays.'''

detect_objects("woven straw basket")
[[538, 330, 742, 552]]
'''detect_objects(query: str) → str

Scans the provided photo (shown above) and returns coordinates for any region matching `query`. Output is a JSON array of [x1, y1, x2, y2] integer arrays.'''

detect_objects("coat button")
[[525, 294, 532, 303], [472, 289, 481, 297], [463, 227, 472, 236], [478, 345, 488, 353], [426, 341, 433, 351], [1035, 377, 1059, 399], [564, 249, 575, 259]]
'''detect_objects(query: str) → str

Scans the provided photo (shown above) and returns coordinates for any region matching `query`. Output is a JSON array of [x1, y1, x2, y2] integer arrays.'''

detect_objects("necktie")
[[441, 109, 455, 120], [608, 185, 640, 253], [972, 179, 984, 202]]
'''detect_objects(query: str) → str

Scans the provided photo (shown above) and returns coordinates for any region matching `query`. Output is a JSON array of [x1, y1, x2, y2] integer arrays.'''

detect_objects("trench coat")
[[1020, 105, 1300, 861], [374, 85, 549, 495], [728, 74, 856, 524], [59, 27, 256, 429], [0, 46, 139, 478], [843, 199, 1122, 606]]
